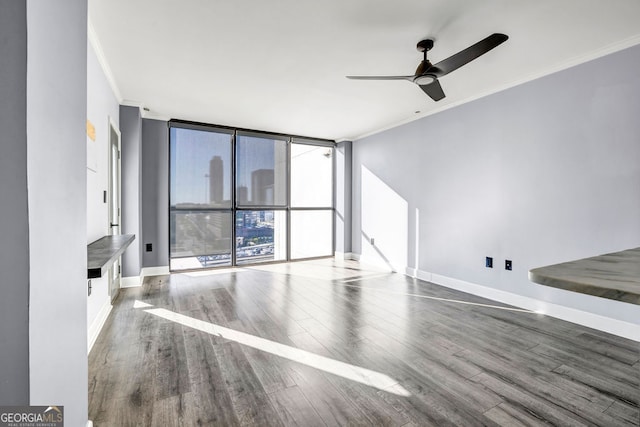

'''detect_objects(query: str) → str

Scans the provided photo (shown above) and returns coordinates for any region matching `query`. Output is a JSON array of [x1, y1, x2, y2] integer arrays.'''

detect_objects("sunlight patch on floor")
[[133, 300, 153, 309], [247, 258, 391, 281], [339, 283, 537, 314], [341, 273, 395, 283], [137, 301, 411, 397], [181, 267, 246, 277]]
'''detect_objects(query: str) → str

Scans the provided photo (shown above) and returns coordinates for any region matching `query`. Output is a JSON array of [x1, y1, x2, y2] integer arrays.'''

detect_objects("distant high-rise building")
[[241, 211, 258, 228], [209, 155, 223, 203], [251, 169, 274, 204], [237, 186, 249, 204]]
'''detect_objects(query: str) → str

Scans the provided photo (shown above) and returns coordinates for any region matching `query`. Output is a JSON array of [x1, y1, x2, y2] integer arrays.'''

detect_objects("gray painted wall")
[[120, 106, 143, 276], [0, 0, 29, 405], [335, 141, 353, 254], [353, 43, 640, 325], [142, 119, 169, 268], [26, 1, 88, 425]]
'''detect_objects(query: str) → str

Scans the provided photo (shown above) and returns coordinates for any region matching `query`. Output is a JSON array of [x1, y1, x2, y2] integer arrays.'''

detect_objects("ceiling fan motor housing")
[[415, 59, 434, 76]]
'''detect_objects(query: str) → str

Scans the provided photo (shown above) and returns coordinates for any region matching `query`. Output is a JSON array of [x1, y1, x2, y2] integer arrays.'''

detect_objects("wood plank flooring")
[[88, 259, 640, 426]]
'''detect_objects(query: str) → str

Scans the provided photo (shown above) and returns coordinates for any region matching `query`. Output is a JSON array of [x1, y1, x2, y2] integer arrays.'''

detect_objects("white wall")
[[87, 40, 118, 243], [352, 43, 640, 331], [27, 1, 88, 425], [86, 39, 120, 346]]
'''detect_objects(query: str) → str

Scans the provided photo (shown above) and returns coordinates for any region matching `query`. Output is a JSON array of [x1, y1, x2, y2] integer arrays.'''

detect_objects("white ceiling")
[[89, 0, 640, 141]]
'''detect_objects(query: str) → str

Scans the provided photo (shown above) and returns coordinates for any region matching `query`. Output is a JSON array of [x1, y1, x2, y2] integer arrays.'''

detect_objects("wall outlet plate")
[[505, 259, 512, 271], [485, 257, 493, 268]]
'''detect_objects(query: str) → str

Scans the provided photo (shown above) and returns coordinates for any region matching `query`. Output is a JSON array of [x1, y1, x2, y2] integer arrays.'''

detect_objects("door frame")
[[107, 117, 122, 302]]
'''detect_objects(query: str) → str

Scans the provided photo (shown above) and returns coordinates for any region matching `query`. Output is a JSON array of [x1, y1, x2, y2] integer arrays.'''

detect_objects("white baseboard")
[[418, 269, 640, 342], [121, 275, 141, 288], [141, 266, 170, 277], [88, 298, 112, 354]]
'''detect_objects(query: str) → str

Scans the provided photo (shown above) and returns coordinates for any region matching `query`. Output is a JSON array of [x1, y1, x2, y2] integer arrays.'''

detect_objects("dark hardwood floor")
[[88, 259, 640, 426]]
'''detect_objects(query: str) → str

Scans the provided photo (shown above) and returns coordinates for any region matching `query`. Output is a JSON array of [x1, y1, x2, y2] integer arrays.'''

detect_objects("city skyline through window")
[[236, 134, 287, 207], [170, 127, 232, 207]]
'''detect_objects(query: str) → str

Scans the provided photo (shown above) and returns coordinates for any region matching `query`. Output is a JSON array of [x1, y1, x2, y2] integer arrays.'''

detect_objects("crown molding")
[[88, 19, 123, 103]]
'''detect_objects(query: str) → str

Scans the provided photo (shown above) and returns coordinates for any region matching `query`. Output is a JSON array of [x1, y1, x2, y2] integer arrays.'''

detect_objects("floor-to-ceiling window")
[[169, 122, 334, 271], [170, 125, 234, 270], [290, 141, 334, 259], [235, 132, 288, 265]]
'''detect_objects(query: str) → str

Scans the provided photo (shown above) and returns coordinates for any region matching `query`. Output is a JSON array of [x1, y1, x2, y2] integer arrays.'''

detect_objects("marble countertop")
[[87, 234, 135, 279], [529, 247, 640, 305]]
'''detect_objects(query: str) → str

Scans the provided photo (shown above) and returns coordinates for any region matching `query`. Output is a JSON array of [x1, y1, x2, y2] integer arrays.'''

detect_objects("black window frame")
[[168, 119, 335, 271]]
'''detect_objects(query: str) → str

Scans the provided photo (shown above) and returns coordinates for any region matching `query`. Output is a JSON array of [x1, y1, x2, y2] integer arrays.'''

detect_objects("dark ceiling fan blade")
[[419, 79, 445, 101], [346, 75, 414, 81], [431, 33, 508, 77]]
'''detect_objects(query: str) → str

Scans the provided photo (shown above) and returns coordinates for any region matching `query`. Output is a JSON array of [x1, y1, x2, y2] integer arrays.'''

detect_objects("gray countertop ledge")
[[529, 247, 640, 306], [87, 234, 135, 279]]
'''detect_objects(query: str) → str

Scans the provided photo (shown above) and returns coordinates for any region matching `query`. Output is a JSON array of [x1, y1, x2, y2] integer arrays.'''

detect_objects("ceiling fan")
[[347, 33, 508, 102]]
